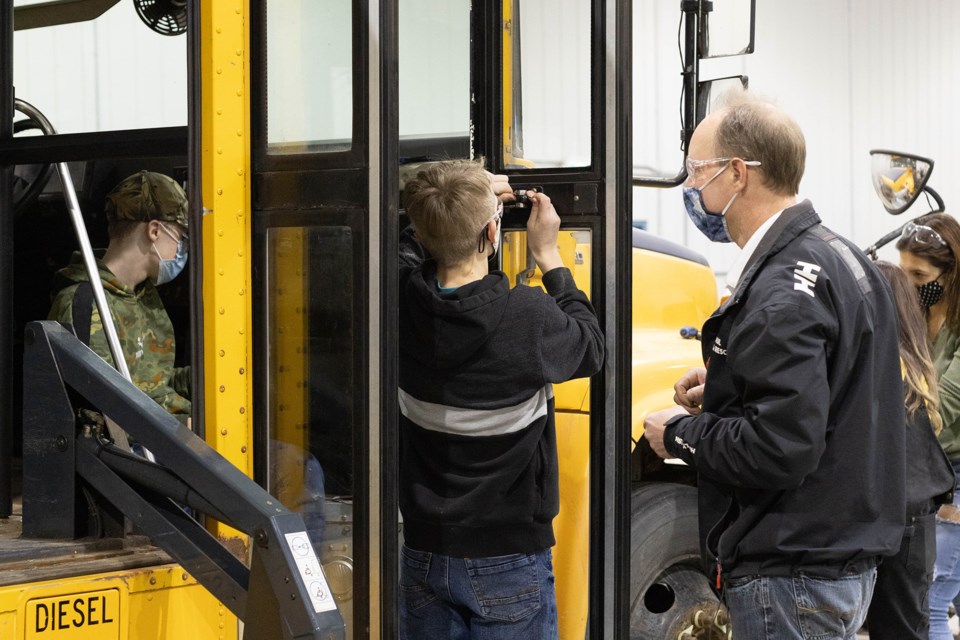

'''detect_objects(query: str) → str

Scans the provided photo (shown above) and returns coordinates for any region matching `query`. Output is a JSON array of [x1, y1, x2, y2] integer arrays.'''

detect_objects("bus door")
[[250, 1, 399, 637], [472, 1, 633, 637]]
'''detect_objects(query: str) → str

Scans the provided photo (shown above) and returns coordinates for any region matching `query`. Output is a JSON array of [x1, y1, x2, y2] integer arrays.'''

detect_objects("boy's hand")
[[487, 172, 516, 203], [526, 192, 564, 273]]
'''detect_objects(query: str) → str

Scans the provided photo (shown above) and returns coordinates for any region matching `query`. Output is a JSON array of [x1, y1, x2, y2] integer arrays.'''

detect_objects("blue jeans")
[[723, 569, 876, 640], [929, 462, 960, 640], [398, 545, 558, 640]]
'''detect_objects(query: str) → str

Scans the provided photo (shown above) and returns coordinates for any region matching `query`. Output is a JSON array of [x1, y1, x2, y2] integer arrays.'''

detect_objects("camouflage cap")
[[105, 171, 188, 228]]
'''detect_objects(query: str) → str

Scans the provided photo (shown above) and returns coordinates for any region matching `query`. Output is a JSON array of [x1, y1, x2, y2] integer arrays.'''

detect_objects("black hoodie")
[[398, 239, 603, 557]]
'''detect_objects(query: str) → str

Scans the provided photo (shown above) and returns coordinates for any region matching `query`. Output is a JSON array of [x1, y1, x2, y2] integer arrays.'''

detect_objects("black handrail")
[[23, 321, 346, 640]]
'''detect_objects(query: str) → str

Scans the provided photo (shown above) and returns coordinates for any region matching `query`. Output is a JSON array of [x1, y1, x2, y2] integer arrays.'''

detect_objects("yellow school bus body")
[[10, 0, 717, 637], [5, 2, 251, 638], [0, 564, 235, 639]]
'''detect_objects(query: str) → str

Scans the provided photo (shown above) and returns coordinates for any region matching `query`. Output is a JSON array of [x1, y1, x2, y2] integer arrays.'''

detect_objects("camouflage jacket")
[[48, 251, 191, 416]]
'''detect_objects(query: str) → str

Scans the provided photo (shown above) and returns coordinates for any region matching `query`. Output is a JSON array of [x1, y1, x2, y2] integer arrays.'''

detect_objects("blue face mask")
[[682, 162, 739, 243], [153, 223, 188, 285]]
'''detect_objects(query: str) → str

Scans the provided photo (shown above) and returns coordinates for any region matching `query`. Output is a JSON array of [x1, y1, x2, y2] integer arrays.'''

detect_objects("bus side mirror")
[[869, 149, 935, 215]]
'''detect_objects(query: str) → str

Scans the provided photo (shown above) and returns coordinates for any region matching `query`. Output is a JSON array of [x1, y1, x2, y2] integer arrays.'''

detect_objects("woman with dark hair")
[[897, 212, 960, 640], [867, 261, 954, 640]]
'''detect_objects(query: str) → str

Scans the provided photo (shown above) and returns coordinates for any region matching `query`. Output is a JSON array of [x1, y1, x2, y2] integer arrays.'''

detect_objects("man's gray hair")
[[712, 88, 806, 196]]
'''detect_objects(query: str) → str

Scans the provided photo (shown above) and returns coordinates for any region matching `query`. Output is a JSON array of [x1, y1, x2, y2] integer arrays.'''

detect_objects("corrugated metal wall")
[[637, 0, 960, 282]]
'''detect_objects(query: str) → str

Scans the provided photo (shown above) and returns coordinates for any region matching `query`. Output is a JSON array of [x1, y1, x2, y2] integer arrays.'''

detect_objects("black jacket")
[[904, 405, 954, 515], [664, 201, 906, 581], [398, 237, 603, 557]]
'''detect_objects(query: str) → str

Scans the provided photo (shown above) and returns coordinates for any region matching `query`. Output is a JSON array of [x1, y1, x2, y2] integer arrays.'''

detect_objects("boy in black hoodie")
[[397, 159, 603, 640]]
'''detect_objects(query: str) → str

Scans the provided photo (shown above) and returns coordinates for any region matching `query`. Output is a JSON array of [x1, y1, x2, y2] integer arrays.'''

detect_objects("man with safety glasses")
[[48, 170, 192, 418], [643, 90, 906, 639]]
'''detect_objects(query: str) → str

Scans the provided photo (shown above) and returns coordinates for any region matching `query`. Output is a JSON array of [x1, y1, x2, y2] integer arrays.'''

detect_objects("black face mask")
[[917, 279, 946, 308]]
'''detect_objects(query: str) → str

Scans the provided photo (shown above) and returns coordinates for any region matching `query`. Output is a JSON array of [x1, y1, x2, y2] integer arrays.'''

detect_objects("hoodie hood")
[[401, 261, 510, 370], [50, 250, 140, 302]]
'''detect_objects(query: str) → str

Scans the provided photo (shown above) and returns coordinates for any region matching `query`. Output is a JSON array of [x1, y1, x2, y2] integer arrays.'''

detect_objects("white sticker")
[[284, 532, 337, 613]]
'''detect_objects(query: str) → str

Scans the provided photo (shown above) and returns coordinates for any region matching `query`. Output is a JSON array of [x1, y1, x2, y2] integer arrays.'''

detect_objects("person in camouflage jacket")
[[48, 170, 191, 417]]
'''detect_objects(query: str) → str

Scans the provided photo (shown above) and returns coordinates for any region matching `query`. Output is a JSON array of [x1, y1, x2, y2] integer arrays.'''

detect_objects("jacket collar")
[[720, 199, 821, 312]]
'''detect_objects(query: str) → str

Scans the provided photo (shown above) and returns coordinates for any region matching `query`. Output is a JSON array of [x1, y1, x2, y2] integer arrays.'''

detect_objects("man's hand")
[[643, 406, 689, 459], [673, 367, 707, 415], [526, 191, 564, 273]]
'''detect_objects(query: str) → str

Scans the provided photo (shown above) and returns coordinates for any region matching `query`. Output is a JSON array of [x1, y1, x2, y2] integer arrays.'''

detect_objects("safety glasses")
[[684, 157, 762, 186], [900, 221, 946, 248], [477, 200, 503, 253]]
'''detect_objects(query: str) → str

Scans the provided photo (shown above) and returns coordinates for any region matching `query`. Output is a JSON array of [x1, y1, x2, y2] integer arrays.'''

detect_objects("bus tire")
[[629, 482, 724, 639]]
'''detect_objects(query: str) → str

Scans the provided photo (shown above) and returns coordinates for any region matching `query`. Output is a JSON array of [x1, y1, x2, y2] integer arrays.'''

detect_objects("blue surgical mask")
[[682, 162, 739, 244], [152, 223, 188, 285]]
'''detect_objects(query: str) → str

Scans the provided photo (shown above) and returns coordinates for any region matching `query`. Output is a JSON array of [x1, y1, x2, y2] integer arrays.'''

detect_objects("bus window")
[[504, 0, 591, 169], [500, 226, 594, 639], [265, 224, 357, 634], [266, 0, 353, 153], [399, 0, 470, 143], [12, 2, 186, 133]]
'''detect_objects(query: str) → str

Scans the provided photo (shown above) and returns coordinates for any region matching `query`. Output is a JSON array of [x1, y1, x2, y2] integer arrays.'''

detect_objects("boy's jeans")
[[723, 568, 876, 640], [398, 545, 558, 640]]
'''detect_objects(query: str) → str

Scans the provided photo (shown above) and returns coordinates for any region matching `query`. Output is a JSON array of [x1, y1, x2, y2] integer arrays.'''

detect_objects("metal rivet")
[[219, 385, 226, 393], [221, 428, 228, 436]]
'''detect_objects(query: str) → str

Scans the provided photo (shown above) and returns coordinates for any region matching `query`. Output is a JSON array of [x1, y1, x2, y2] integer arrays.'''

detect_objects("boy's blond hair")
[[403, 159, 496, 266]]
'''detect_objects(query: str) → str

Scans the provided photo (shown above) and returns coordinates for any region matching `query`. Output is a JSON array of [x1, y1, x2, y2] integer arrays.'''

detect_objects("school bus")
[[0, 0, 753, 638]]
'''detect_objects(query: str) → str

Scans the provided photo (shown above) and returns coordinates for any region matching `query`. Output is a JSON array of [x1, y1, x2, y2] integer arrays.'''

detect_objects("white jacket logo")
[[673, 436, 696, 454], [793, 261, 821, 297], [712, 337, 727, 356]]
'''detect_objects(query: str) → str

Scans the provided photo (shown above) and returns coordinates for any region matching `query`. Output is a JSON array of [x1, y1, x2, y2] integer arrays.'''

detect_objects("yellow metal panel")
[[270, 228, 309, 505], [497, 230, 597, 639], [500, 230, 593, 411], [630, 246, 718, 446], [199, 0, 254, 550], [502, 0, 515, 164], [553, 411, 590, 640], [631, 328, 706, 448], [0, 564, 236, 640], [631, 247, 717, 330]]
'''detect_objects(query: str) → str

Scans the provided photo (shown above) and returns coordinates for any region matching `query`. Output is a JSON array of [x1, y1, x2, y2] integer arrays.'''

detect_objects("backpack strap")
[[70, 281, 134, 452]]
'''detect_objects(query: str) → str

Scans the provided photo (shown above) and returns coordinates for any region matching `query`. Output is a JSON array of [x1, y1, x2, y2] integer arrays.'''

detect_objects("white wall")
[[12, 0, 960, 284], [635, 0, 960, 283], [13, 1, 186, 133]]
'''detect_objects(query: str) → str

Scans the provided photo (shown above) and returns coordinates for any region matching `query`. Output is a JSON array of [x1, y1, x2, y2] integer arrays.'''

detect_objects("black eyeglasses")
[[477, 201, 504, 253], [901, 221, 946, 248]]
